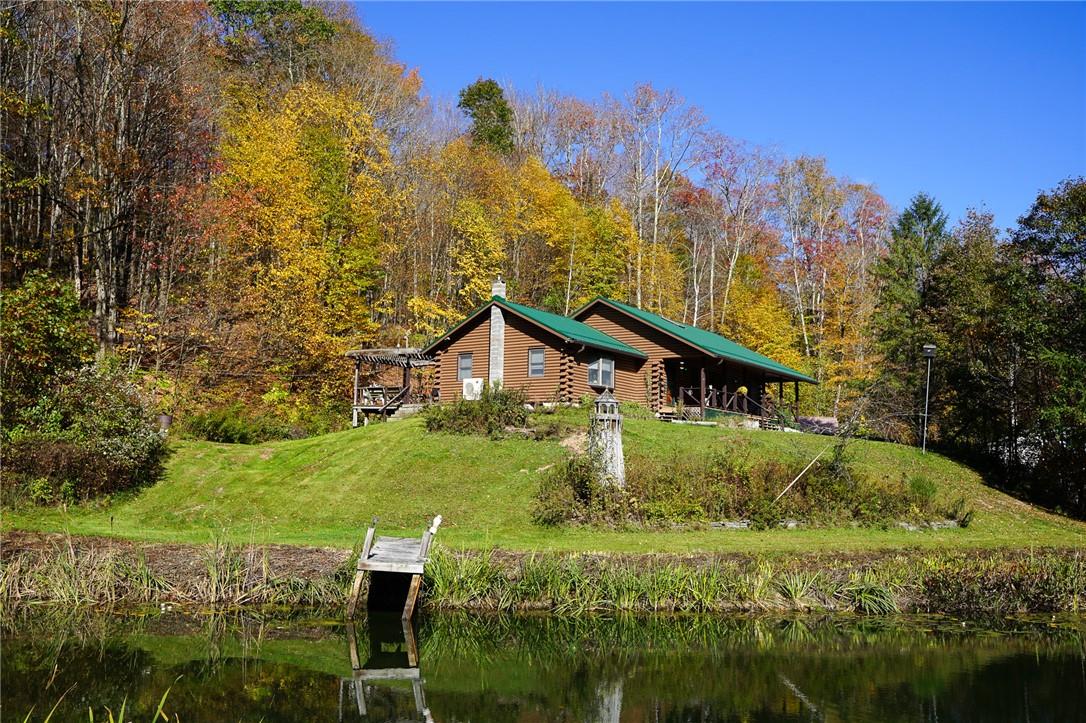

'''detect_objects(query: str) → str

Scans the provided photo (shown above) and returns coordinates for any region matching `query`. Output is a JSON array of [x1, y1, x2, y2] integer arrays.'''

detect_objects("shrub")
[[5, 363, 169, 501], [0, 271, 94, 422], [183, 403, 296, 444], [423, 384, 529, 437], [534, 443, 943, 529], [533, 455, 600, 526], [908, 474, 939, 507]]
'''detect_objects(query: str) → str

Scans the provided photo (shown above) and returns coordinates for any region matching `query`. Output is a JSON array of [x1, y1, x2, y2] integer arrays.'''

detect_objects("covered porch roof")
[[345, 347, 435, 368]]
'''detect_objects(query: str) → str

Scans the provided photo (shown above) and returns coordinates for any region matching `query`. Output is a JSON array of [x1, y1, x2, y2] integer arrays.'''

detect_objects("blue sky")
[[357, 2, 1085, 230]]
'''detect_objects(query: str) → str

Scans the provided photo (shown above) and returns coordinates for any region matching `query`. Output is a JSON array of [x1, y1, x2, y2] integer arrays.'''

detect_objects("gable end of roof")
[[422, 297, 646, 360]]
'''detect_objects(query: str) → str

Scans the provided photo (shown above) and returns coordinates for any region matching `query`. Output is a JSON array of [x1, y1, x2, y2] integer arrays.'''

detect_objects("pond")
[[3, 610, 1084, 722]]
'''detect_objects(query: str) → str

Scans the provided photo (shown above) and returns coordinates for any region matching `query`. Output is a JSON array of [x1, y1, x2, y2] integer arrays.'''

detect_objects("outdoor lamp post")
[[921, 343, 936, 454]]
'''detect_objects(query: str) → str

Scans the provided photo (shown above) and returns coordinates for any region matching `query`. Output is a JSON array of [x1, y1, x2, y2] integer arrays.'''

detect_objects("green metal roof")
[[496, 297, 646, 358], [422, 296, 646, 359], [577, 297, 817, 383]]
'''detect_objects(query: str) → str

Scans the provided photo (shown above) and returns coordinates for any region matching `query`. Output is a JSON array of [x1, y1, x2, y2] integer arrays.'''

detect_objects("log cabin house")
[[415, 279, 815, 422], [421, 279, 646, 405]]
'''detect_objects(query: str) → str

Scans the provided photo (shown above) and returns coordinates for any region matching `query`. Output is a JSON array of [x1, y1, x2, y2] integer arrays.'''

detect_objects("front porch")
[[657, 357, 802, 425]]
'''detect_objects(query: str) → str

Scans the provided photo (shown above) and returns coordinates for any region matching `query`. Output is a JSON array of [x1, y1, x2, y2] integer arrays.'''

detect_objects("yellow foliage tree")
[[720, 255, 806, 373], [210, 82, 391, 396], [451, 198, 506, 309]]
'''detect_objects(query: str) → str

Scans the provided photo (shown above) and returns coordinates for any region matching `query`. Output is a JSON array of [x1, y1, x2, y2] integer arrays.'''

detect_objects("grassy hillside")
[[7, 411, 1084, 552]]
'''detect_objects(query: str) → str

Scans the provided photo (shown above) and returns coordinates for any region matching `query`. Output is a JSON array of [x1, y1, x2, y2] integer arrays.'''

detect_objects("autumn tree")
[[205, 82, 391, 398], [451, 199, 506, 308], [720, 255, 805, 373], [699, 133, 777, 328], [1, 1, 212, 353]]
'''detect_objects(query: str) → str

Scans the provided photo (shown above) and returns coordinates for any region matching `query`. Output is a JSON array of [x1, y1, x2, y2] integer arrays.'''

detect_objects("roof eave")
[[583, 297, 814, 383]]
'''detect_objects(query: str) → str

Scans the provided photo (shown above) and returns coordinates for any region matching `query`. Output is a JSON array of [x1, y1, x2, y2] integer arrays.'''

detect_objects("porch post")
[[722, 361, 728, 412], [699, 364, 707, 419], [402, 362, 411, 399], [794, 380, 800, 416], [352, 358, 361, 428]]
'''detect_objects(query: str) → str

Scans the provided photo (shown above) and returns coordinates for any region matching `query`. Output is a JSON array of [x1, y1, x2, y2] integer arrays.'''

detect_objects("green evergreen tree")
[[211, 0, 336, 82], [924, 210, 1007, 455], [458, 79, 516, 156], [871, 193, 950, 440], [923, 182, 1085, 519]]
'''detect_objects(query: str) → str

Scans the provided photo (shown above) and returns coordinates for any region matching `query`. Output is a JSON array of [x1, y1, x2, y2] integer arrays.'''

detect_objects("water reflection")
[[341, 613, 431, 722], [2, 610, 1084, 722]]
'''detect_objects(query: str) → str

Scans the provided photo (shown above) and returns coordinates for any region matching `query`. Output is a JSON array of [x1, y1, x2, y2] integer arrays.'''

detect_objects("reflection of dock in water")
[[339, 614, 432, 722]]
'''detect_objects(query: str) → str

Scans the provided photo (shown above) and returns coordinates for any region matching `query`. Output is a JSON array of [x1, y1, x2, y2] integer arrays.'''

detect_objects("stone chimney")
[[489, 276, 505, 387]]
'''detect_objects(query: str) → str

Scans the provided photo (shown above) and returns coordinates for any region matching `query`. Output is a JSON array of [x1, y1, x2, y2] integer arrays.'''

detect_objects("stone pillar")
[[589, 390, 625, 487]]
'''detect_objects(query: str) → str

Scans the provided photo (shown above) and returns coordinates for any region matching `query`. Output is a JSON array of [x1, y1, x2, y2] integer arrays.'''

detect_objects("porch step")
[[390, 404, 425, 421]]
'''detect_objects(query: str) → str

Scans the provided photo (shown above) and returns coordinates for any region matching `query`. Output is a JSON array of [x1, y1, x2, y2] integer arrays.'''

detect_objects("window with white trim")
[[587, 356, 614, 388], [528, 347, 545, 377], [457, 352, 473, 381]]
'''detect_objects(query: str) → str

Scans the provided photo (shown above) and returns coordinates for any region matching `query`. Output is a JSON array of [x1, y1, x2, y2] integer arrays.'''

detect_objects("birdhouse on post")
[[590, 390, 625, 487]]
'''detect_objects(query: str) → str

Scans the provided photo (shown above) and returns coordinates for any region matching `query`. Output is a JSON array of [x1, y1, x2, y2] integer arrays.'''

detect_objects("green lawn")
[[6, 411, 1084, 553]]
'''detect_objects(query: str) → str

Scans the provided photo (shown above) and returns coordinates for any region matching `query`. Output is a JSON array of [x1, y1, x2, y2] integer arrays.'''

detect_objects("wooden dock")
[[346, 515, 442, 620]]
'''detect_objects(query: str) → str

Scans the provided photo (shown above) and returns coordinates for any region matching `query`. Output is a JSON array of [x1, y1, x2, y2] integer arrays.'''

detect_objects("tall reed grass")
[[5, 536, 1082, 616], [2, 536, 348, 610], [424, 547, 1085, 615]]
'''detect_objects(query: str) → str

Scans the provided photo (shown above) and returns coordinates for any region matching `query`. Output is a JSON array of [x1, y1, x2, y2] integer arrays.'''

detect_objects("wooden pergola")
[[345, 347, 435, 427]]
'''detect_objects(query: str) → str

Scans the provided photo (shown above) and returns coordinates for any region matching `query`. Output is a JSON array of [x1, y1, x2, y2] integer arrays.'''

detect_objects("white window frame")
[[457, 352, 473, 381], [528, 347, 546, 377], [587, 356, 615, 388]]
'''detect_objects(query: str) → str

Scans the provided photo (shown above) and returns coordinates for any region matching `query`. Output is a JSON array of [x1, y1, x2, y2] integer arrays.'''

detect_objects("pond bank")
[[2, 531, 1083, 615]]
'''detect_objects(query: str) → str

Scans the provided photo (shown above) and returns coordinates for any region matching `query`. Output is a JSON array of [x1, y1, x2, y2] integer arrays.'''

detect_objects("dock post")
[[402, 514, 442, 620], [347, 517, 379, 618], [347, 621, 361, 670], [402, 574, 423, 621]]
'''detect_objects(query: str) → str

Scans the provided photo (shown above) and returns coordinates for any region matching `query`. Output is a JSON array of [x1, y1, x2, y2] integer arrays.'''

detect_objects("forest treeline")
[[2, 1, 1083, 516]]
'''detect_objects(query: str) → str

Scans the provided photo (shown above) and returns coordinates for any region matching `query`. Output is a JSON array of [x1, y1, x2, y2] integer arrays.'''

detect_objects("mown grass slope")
[[7, 411, 1084, 553]]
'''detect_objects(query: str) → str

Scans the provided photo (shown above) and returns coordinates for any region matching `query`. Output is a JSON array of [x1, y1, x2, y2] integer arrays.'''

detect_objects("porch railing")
[[676, 387, 796, 429], [677, 387, 749, 414], [356, 385, 405, 409]]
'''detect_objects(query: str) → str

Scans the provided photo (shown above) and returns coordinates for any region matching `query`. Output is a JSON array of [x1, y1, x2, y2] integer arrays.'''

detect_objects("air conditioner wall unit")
[[462, 378, 484, 401]]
